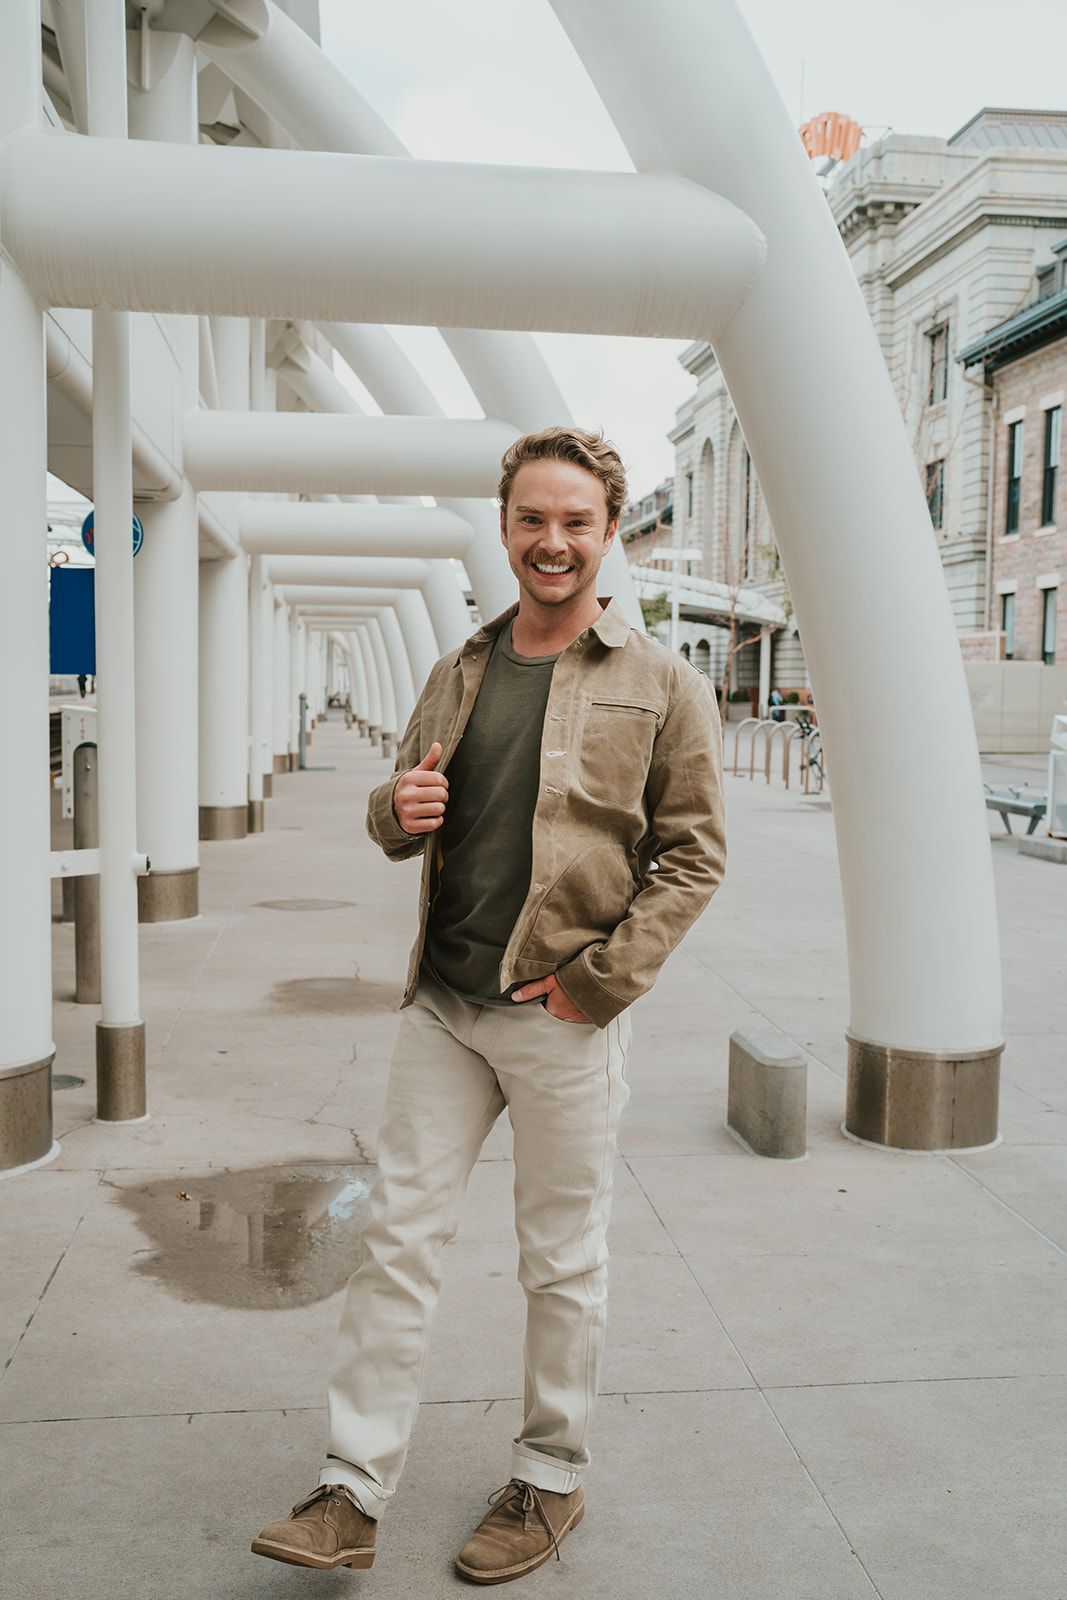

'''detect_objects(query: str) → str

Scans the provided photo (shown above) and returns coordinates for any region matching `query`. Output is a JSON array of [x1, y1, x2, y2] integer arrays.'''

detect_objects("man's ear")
[[604, 518, 619, 550], [499, 507, 508, 546]]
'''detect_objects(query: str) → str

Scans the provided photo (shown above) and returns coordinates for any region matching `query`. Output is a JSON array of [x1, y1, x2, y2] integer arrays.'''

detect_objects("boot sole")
[[454, 1500, 584, 1585], [251, 1538, 375, 1571]]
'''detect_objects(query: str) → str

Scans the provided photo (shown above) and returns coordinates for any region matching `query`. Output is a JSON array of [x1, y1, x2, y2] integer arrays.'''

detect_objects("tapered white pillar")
[[288, 611, 305, 769], [273, 600, 291, 771], [0, 14, 57, 1172], [247, 555, 268, 831], [393, 589, 440, 693], [199, 553, 249, 837], [356, 626, 382, 742], [758, 627, 772, 719], [129, 30, 200, 922], [347, 631, 370, 725], [375, 607, 415, 731], [552, 0, 1003, 1150], [87, 0, 145, 1120], [366, 617, 397, 756]]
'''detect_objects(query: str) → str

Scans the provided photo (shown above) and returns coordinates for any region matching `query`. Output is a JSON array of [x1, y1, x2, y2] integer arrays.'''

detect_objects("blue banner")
[[50, 567, 96, 675]]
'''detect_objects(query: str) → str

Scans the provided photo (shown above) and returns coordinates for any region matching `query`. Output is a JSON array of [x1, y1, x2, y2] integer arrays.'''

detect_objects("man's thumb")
[[415, 742, 443, 770]]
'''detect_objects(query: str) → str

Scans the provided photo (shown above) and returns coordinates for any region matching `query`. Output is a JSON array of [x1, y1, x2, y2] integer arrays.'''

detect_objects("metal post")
[[73, 744, 101, 1004], [86, 0, 146, 1122]]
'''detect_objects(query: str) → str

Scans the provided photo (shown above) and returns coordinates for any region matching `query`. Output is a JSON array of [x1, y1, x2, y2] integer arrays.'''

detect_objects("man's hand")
[[511, 972, 592, 1024], [392, 742, 449, 835]]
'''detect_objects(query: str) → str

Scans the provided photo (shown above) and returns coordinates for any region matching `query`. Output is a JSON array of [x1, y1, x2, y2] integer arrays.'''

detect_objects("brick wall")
[[991, 338, 1066, 663]]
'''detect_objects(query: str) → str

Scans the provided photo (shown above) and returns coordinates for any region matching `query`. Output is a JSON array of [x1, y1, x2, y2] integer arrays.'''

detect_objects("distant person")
[[77, 674, 87, 699], [769, 686, 785, 722], [252, 428, 727, 1584]]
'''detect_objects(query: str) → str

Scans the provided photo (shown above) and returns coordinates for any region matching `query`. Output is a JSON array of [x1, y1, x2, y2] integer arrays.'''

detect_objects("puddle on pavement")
[[257, 898, 355, 911], [114, 1163, 377, 1310], [271, 976, 401, 1014]]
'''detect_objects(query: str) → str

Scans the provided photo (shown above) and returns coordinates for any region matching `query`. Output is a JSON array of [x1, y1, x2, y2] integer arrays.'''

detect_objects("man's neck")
[[510, 595, 606, 659]]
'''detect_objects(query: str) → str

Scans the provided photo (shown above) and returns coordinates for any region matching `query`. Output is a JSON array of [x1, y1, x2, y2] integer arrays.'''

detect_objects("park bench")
[[983, 785, 1047, 836]]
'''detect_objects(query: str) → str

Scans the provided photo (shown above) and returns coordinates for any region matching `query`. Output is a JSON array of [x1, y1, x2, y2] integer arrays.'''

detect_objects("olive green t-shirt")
[[423, 619, 560, 1004]]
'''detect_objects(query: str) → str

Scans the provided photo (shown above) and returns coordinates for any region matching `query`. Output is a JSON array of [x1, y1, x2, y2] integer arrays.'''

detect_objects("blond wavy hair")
[[497, 426, 628, 525]]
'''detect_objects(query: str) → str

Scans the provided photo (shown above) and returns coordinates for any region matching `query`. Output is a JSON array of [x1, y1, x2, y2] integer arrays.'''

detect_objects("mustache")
[[526, 551, 582, 568]]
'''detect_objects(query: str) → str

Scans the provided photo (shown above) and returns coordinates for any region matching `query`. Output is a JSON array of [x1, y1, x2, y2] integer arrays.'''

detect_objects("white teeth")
[[533, 562, 574, 574]]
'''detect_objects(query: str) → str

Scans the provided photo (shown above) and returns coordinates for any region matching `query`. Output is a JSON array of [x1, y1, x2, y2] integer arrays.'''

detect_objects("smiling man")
[[252, 427, 727, 1584]]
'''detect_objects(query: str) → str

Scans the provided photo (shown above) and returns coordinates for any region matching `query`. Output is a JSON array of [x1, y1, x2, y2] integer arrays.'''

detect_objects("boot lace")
[[290, 1483, 364, 1519], [486, 1479, 562, 1562]]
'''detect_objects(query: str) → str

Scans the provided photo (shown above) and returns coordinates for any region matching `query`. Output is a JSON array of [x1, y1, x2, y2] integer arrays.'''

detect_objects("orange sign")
[[799, 112, 863, 163]]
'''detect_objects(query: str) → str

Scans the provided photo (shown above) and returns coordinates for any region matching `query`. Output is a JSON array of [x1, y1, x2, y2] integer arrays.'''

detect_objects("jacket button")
[[533, 883, 544, 894]]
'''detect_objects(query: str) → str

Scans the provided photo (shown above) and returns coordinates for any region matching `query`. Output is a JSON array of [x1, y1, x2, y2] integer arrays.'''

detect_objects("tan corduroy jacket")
[[366, 597, 727, 1027]]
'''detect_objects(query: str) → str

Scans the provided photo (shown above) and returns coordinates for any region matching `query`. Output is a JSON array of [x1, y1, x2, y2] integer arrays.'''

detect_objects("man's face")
[[500, 459, 617, 609]]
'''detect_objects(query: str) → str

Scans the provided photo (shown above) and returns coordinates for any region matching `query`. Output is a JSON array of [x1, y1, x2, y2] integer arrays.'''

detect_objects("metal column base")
[[137, 867, 199, 923], [288, 751, 298, 773], [96, 1022, 147, 1122], [273, 753, 288, 775], [247, 798, 265, 833], [263, 774, 273, 799], [0, 1056, 57, 1175], [844, 1032, 1003, 1151], [381, 731, 397, 758], [369, 725, 381, 747], [199, 804, 248, 841]]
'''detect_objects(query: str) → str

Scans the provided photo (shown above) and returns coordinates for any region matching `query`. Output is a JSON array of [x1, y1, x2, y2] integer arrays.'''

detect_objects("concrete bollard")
[[727, 1029, 807, 1159]]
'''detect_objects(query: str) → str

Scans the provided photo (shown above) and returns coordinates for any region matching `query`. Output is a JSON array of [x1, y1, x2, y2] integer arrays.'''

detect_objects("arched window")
[[680, 642, 691, 660], [727, 423, 757, 584], [694, 639, 711, 676], [699, 438, 715, 572]]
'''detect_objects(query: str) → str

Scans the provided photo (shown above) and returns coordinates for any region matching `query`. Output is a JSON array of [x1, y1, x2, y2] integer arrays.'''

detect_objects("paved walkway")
[[4, 717, 1065, 1599]]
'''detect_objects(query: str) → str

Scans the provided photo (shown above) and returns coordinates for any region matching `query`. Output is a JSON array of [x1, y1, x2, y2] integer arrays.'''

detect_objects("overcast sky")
[[320, 0, 1067, 500]]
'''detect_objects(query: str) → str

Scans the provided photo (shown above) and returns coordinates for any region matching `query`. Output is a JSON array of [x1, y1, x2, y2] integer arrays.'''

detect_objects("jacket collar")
[[456, 596, 632, 662]]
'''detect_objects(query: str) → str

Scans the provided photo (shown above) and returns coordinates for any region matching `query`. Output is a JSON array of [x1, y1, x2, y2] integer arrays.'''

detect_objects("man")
[[253, 427, 726, 1584]]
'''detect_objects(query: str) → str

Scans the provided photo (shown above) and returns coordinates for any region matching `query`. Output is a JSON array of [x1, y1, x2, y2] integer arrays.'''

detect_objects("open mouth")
[[531, 560, 577, 577]]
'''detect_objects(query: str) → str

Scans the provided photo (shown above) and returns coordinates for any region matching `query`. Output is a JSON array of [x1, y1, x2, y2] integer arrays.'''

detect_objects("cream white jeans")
[[318, 969, 632, 1515]]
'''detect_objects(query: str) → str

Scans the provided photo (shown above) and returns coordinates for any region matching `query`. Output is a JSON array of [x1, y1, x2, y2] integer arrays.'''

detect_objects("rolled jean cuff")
[[509, 1441, 583, 1495], [318, 1458, 389, 1519]]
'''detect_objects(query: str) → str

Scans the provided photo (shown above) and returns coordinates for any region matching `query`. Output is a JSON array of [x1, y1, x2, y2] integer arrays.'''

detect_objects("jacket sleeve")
[[365, 672, 438, 862], [555, 672, 727, 1025]]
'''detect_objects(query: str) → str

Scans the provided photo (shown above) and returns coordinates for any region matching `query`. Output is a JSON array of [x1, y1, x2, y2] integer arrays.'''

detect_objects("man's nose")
[[540, 523, 569, 550]]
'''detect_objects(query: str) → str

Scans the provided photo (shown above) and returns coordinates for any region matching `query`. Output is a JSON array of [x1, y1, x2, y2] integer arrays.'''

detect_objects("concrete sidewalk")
[[3, 716, 1065, 1600]]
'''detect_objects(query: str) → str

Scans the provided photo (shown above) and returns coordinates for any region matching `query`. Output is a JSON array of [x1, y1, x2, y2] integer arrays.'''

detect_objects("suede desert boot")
[[454, 1478, 585, 1585], [251, 1483, 377, 1570]]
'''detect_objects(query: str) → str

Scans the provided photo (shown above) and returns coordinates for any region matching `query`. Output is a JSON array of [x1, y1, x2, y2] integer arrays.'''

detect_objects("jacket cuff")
[[367, 775, 418, 856], [554, 949, 627, 1029]]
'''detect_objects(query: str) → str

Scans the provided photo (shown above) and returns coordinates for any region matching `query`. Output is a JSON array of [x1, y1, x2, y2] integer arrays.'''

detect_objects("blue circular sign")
[[81, 510, 144, 559]]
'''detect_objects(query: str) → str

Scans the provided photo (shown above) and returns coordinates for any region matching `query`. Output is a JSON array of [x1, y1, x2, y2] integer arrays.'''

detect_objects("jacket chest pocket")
[[579, 700, 660, 808]]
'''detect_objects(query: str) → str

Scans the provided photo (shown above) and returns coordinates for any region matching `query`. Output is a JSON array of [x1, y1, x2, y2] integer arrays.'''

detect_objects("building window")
[[686, 471, 694, 518], [925, 459, 944, 530], [1001, 592, 1015, 660], [1042, 587, 1058, 665], [1005, 421, 1023, 534], [927, 323, 949, 406], [1042, 407, 1061, 527]]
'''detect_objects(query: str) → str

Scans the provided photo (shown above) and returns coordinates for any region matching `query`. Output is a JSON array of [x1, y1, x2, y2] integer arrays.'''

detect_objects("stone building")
[[667, 107, 1067, 702], [959, 234, 1066, 665]]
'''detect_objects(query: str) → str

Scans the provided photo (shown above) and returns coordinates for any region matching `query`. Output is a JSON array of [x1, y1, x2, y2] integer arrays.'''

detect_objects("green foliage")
[[640, 591, 671, 628]]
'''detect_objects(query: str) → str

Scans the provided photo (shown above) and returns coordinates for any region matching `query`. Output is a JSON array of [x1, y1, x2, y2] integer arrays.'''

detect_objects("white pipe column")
[[552, 0, 1003, 1150], [758, 628, 772, 720], [246, 555, 268, 831], [0, 0, 57, 1175], [199, 312, 249, 835], [347, 631, 370, 728], [356, 627, 383, 744], [272, 599, 291, 773], [288, 611, 305, 768], [375, 607, 416, 738], [392, 589, 440, 694], [248, 317, 274, 812], [366, 617, 398, 757], [199, 554, 249, 837], [128, 30, 200, 923], [86, 0, 145, 1122]]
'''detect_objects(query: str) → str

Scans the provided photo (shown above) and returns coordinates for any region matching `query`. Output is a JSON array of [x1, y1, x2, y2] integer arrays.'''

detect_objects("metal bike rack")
[[730, 717, 764, 776]]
